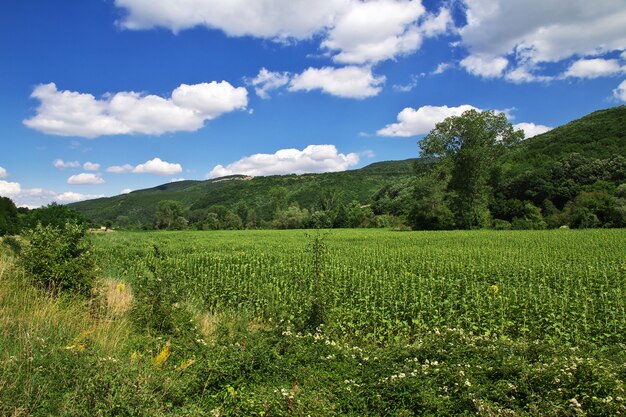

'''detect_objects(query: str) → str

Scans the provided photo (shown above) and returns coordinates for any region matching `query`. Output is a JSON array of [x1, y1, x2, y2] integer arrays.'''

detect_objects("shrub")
[[21, 222, 96, 297]]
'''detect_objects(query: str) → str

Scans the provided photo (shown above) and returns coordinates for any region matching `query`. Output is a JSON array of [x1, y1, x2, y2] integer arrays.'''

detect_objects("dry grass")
[[0, 255, 132, 357], [195, 310, 220, 338], [98, 278, 133, 318]]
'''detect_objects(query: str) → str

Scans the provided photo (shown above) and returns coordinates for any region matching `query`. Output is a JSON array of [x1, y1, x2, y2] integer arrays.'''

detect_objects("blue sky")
[[1, 0, 625, 207]]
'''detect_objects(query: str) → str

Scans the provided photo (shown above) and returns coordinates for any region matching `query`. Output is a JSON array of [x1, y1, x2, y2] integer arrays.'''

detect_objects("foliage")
[[155, 199, 187, 230], [20, 222, 96, 296], [0, 196, 20, 236], [22, 202, 86, 230], [419, 109, 524, 228], [1, 229, 625, 415], [68, 159, 418, 228]]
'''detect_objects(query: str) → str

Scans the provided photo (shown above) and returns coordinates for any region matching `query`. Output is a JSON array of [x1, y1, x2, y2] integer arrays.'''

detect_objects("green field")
[[93, 229, 625, 344], [2, 229, 625, 416]]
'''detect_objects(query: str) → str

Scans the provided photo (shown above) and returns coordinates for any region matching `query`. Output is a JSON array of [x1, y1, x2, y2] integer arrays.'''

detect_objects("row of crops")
[[92, 229, 625, 345]]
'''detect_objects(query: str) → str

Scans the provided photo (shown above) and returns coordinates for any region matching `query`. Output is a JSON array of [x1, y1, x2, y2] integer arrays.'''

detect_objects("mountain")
[[503, 105, 626, 172], [69, 158, 421, 226], [69, 105, 626, 227]]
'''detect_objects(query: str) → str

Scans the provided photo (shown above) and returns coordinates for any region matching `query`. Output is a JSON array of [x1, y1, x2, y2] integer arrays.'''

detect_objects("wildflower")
[[489, 284, 499, 294], [153, 339, 171, 367], [177, 358, 196, 371]]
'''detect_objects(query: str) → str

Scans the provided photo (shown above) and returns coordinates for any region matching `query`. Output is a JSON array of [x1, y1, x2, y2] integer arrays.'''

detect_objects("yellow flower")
[[176, 358, 196, 371], [489, 284, 499, 294], [153, 339, 171, 367]]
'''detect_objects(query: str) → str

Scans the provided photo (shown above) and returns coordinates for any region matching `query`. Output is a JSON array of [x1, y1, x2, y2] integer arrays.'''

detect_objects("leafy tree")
[[23, 202, 85, 230], [20, 222, 96, 297], [0, 196, 20, 236], [156, 200, 186, 230], [419, 109, 524, 228], [275, 204, 310, 229]]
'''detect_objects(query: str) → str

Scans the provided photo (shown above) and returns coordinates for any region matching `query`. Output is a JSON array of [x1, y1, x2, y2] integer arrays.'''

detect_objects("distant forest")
[[1, 106, 625, 235]]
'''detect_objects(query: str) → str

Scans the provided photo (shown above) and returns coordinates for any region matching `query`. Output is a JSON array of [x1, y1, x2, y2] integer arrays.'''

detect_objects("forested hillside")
[[61, 106, 626, 231]]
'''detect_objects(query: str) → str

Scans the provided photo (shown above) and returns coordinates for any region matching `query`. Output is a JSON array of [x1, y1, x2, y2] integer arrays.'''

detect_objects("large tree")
[[419, 109, 524, 229], [0, 196, 20, 236]]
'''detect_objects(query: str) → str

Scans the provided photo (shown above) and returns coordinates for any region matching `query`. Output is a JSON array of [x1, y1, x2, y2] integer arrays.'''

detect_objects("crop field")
[[93, 229, 625, 345], [2, 228, 625, 416]]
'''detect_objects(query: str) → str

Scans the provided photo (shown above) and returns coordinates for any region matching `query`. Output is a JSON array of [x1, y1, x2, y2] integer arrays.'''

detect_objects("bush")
[[21, 222, 96, 297]]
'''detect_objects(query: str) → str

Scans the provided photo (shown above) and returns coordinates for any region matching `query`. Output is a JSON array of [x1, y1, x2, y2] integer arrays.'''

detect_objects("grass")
[[1, 230, 625, 416]]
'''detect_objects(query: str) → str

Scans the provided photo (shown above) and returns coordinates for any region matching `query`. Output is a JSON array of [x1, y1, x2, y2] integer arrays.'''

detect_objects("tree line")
[[2, 109, 624, 234]]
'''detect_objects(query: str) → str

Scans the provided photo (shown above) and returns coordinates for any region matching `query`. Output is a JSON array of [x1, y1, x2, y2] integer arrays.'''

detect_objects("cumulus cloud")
[[512, 122, 552, 138], [326, 4, 452, 64], [115, 0, 452, 65], [121, 188, 133, 194], [289, 66, 385, 99], [248, 68, 291, 99], [460, 54, 508, 78], [0, 179, 102, 207], [133, 158, 182, 176], [377, 104, 479, 137], [377, 104, 549, 138], [0, 180, 21, 197], [83, 162, 101, 171], [563, 58, 624, 79], [321, 0, 424, 64], [115, 0, 346, 38], [0, 166, 7, 179], [53, 159, 80, 169], [207, 144, 359, 178], [504, 65, 554, 84], [614, 79, 626, 102], [24, 82, 248, 138], [67, 173, 105, 185], [55, 192, 104, 203], [106, 164, 134, 174], [459, 0, 626, 80]]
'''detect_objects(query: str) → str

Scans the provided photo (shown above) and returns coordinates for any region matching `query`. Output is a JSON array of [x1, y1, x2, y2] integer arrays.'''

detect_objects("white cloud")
[[289, 66, 385, 99], [106, 164, 134, 174], [459, 0, 626, 80], [0, 180, 21, 197], [83, 162, 101, 171], [0, 179, 103, 207], [170, 178, 186, 182], [504, 65, 554, 84], [0, 166, 7, 179], [53, 159, 80, 169], [378, 104, 551, 140], [460, 54, 508, 78], [67, 173, 105, 185], [115, 0, 346, 38], [613, 79, 626, 101], [392, 75, 419, 92], [513, 122, 552, 138], [249, 68, 291, 99], [563, 58, 624, 79], [116, 1, 452, 65], [133, 158, 182, 176], [432, 62, 451, 75], [121, 188, 133, 194], [24, 82, 248, 138], [377, 104, 479, 137], [55, 192, 104, 203], [207, 144, 359, 178], [321, 0, 426, 64]]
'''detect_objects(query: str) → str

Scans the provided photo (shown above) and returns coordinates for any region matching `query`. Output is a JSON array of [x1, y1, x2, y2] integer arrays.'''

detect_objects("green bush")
[[21, 222, 96, 297]]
